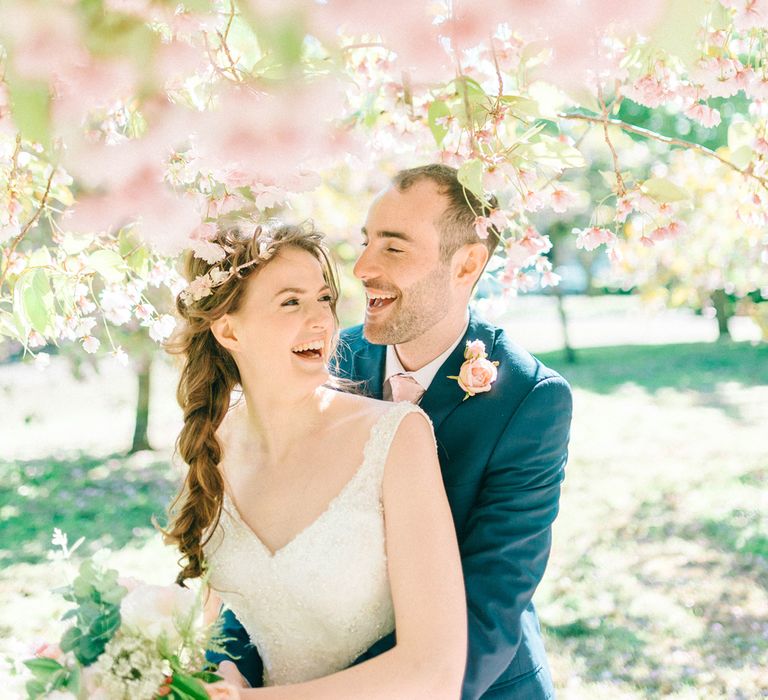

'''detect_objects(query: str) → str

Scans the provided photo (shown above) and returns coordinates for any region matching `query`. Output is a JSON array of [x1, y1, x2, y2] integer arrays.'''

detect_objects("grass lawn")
[[536, 341, 768, 699], [1, 335, 766, 698]]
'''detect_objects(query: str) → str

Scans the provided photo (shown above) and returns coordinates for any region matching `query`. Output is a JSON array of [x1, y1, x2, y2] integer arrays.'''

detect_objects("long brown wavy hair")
[[163, 220, 341, 585]]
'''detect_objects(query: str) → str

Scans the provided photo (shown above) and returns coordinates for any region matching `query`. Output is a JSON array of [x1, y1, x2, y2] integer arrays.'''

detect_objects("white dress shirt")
[[382, 317, 470, 401]]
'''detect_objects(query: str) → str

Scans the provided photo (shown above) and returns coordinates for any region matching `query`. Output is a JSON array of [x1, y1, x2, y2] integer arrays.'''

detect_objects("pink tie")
[[389, 373, 425, 404]]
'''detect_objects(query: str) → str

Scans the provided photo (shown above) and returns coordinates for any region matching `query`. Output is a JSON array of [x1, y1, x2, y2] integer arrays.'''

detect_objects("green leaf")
[[27, 246, 52, 268], [25, 678, 47, 699], [60, 626, 82, 654], [427, 100, 451, 146], [23, 657, 65, 676], [21, 270, 54, 334], [641, 177, 690, 203], [452, 76, 490, 129], [87, 250, 127, 283], [500, 95, 541, 120], [6, 77, 50, 146], [647, 0, 710, 69], [517, 135, 585, 171], [600, 170, 634, 190], [171, 672, 210, 700], [0, 310, 21, 341], [61, 234, 94, 256], [728, 121, 756, 152], [226, 15, 264, 72], [457, 159, 485, 201], [730, 145, 753, 170]]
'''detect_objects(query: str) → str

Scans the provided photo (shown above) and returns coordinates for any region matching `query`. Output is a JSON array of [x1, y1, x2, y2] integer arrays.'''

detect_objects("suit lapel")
[[419, 311, 498, 433]]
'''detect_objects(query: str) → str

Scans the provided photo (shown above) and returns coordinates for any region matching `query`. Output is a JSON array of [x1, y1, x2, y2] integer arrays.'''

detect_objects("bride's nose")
[[306, 301, 332, 330]]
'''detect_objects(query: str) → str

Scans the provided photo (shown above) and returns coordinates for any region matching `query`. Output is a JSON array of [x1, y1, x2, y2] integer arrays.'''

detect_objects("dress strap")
[[361, 402, 433, 485]]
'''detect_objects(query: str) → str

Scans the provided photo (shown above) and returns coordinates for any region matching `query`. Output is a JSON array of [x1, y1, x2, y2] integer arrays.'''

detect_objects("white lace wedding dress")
[[204, 401, 425, 686]]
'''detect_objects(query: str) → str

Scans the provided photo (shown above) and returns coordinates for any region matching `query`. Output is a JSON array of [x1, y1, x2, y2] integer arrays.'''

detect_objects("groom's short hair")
[[392, 164, 501, 262]]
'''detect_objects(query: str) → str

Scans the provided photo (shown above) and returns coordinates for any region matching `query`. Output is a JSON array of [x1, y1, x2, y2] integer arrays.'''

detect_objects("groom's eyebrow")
[[360, 227, 412, 242]]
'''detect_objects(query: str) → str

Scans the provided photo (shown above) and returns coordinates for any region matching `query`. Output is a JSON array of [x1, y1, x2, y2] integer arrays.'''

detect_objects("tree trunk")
[[129, 354, 153, 454], [554, 289, 577, 364], [711, 289, 732, 340]]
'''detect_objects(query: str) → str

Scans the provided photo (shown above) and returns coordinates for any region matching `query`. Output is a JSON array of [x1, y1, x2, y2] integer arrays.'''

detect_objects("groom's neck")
[[393, 308, 469, 372]]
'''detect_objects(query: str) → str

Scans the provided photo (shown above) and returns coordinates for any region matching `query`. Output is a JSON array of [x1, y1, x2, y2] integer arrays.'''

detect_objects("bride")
[[164, 220, 467, 698]]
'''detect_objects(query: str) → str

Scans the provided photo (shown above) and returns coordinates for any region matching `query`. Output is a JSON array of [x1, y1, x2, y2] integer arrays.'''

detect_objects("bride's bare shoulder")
[[324, 387, 392, 425]]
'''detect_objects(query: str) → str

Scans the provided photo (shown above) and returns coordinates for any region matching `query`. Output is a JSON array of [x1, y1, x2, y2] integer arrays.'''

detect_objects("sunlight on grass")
[[1, 339, 766, 698]]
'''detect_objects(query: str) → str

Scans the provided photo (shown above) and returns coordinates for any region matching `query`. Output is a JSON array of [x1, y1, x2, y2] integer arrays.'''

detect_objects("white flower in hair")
[[190, 239, 228, 264], [209, 267, 232, 286]]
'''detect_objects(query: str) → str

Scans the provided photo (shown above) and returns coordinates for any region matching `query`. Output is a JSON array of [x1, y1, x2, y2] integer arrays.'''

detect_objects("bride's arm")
[[238, 411, 468, 700], [203, 587, 223, 627]]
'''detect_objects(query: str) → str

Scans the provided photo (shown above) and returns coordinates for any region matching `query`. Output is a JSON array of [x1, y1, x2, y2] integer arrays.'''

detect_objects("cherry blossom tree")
[[1, 0, 766, 372]]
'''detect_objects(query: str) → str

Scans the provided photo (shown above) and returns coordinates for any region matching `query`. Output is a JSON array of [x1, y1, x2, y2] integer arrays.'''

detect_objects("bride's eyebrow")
[[273, 284, 331, 299]]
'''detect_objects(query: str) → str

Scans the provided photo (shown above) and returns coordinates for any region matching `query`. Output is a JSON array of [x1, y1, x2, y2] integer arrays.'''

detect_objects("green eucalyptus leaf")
[[60, 626, 82, 653], [23, 657, 65, 676], [25, 678, 47, 698]]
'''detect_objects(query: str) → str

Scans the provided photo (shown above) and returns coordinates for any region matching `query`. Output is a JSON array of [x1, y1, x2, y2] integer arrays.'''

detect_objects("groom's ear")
[[452, 243, 489, 288], [210, 314, 241, 353]]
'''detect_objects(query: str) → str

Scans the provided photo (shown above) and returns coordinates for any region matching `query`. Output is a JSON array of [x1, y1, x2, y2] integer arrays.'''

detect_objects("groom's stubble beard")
[[363, 262, 452, 345]]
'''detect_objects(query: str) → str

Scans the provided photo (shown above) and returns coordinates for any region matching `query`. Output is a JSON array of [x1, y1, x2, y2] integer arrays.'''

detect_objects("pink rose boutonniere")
[[447, 339, 499, 400]]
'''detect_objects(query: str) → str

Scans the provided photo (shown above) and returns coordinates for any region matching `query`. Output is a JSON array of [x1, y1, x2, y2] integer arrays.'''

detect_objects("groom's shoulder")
[[481, 317, 569, 393], [340, 324, 366, 346]]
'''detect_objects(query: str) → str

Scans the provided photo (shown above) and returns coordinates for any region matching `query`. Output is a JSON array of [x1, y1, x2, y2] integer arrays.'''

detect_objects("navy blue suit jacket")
[[209, 311, 572, 699]]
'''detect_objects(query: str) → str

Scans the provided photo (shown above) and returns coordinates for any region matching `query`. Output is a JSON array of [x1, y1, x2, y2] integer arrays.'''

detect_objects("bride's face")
[[223, 245, 336, 390]]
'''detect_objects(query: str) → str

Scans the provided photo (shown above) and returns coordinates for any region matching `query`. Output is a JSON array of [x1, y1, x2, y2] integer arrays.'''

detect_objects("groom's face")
[[355, 179, 452, 345]]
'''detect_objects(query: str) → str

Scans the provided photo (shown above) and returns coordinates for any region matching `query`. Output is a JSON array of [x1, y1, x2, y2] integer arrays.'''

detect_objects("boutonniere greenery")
[[447, 339, 499, 401]]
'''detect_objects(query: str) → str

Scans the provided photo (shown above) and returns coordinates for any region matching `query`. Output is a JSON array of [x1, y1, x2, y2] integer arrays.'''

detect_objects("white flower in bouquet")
[[120, 583, 198, 649], [84, 632, 173, 700]]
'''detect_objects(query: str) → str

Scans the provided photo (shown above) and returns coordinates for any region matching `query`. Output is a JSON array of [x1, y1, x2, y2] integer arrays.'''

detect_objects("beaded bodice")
[[204, 402, 424, 686]]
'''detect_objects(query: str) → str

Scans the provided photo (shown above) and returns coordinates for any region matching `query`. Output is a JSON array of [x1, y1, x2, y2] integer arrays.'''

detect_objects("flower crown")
[[179, 227, 275, 306]]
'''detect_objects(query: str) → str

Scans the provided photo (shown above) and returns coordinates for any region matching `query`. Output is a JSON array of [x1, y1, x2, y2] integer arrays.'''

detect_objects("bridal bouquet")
[[21, 531, 223, 700]]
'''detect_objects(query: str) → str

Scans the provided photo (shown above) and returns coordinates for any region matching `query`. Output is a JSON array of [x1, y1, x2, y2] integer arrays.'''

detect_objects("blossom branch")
[[0, 165, 56, 292], [559, 112, 768, 190], [598, 89, 626, 197]]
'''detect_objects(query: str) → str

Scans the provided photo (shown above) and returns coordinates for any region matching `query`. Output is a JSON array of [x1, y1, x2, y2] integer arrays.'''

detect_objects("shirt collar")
[[384, 316, 470, 392]]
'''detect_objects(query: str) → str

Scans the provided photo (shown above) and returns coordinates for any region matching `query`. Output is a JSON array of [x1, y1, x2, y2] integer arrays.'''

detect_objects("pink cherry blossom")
[[692, 56, 743, 99], [149, 314, 177, 342], [540, 269, 562, 288], [82, 335, 101, 354], [550, 187, 577, 213], [574, 226, 618, 251], [684, 103, 722, 128], [755, 137, 768, 156]]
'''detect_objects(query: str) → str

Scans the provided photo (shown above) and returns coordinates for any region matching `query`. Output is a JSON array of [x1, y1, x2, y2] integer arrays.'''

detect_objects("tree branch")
[[0, 166, 56, 292], [559, 111, 768, 190]]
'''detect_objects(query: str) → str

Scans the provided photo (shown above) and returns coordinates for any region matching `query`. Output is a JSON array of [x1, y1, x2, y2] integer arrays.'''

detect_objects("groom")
[[214, 164, 572, 699]]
